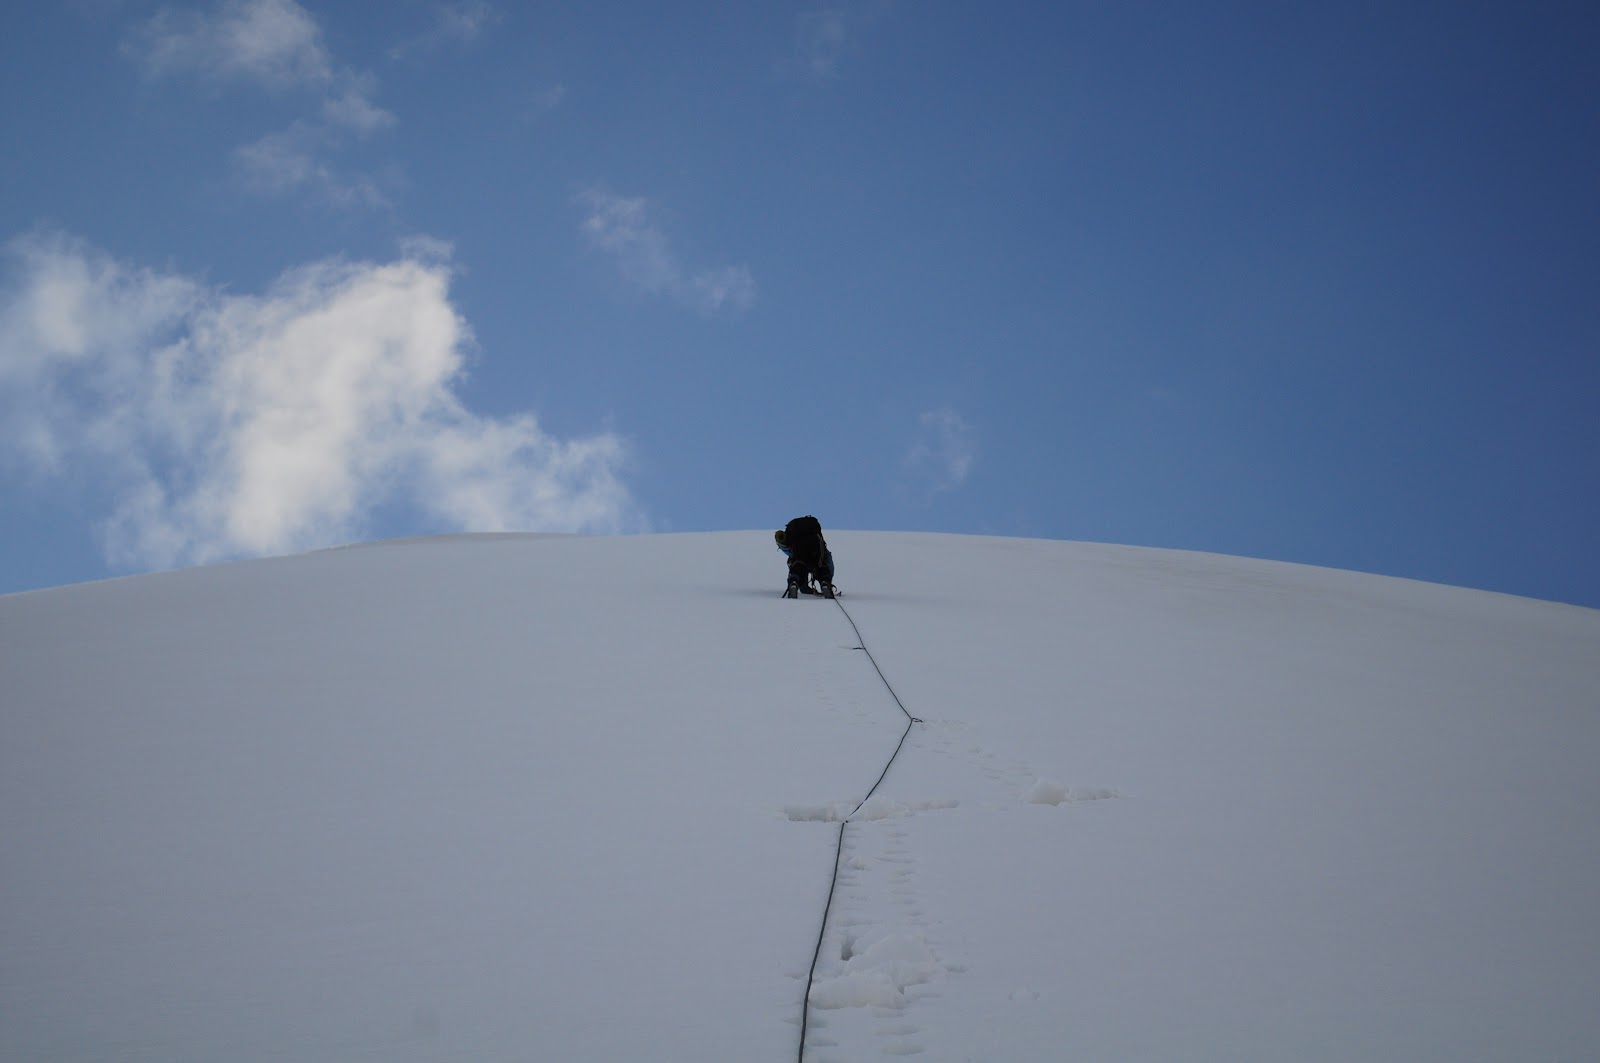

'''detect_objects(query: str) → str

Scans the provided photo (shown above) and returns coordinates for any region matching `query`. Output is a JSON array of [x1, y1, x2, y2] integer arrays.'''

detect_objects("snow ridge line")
[[797, 599, 922, 1063]]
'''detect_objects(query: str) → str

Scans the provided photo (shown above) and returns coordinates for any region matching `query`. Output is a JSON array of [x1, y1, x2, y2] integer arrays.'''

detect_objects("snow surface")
[[3, 531, 1598, 1062]]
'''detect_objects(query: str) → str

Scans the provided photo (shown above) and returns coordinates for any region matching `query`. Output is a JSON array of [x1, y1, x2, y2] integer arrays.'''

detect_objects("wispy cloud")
[[904, 407, 976, 496], [388, 1, 500, 62], [576, 188, 755, 315], [125, 0, 396, 208], [231, 120, 395, 208], [784, 1, 890, 81], [522, 83, 567, 123], [792, 8, 850, 79], [319, 73, 396, 134], [125, 0, 334, 90], [0, 232, 638, 570]]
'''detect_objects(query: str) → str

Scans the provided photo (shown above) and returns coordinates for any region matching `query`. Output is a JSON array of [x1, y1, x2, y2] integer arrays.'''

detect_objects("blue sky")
[[2, 1, 1597, 607]]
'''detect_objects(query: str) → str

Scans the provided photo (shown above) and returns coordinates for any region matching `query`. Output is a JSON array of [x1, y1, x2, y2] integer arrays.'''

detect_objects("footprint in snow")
[[1024, 779, 1119, 806]]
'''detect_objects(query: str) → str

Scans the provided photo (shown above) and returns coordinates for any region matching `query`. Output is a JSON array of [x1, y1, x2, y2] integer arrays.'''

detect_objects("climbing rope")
[[797, 597, 922, 1062], [833, 598, 920, 728]]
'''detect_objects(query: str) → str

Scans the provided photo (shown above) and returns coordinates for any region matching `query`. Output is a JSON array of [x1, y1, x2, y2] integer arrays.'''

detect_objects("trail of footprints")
[[922, 720, 1121, 810], [789, 721, 1118, 1059], [802, 819, 943, 1058]]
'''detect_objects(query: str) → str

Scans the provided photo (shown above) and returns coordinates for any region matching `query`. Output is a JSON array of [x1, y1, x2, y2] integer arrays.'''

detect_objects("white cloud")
[[320, 74, 396, 134], [785, 2, 890, 81], [578, 191, 677, 295], [432, 0, 497, 42], [126, 0, 334, 90], [793, 8, 850, 80], [125, 1, 397, 209], [232, 121, 394, 208], [576, 188, 755, 315], [905, 407, 976, 495], [232, 125, 318, 191], [690, 266, 757, 315], [523, 84, 567, 123], [0, 232, 638, 571], [389, 1, 501, 62]]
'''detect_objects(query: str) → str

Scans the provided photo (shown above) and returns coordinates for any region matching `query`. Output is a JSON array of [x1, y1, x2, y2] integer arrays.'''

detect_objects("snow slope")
[[3, 532, 1598, 1062]]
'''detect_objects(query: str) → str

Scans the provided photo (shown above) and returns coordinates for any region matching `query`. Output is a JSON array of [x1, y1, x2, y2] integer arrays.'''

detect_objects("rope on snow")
[[797, 598, 923, 1062]]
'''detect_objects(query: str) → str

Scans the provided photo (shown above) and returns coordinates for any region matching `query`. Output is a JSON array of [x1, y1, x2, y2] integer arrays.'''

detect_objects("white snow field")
[[3, 531, 1598, 1062]]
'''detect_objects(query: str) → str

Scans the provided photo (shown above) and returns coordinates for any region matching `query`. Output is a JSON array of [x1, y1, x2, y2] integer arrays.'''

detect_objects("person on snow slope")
[[775, 515, 835, 599]]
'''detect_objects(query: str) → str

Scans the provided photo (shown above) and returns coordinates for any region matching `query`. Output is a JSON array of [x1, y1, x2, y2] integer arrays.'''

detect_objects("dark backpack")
[[784, 515, 825, 564]]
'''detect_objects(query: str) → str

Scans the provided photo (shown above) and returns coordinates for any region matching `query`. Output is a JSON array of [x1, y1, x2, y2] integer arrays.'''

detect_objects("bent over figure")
[[775, 515, 835, 599]]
